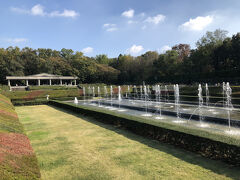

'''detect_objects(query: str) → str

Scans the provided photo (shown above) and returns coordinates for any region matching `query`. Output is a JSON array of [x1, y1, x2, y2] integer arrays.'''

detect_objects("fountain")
[[68, 82, 240, 137], [89, 87, 97, 106], [98, 86, 102, 107], [205, 83, 209, 106], [74, 97, 78, 104], [110, 86, 113, 104], [117, 86, 126, 112], [226, 83, 233, 131], [223, 82, 226, 107], [141, 85, 152, 117], [108, 85, 117, 110], [173, 84, 184, 123], [165, 85, 169, 102], [174, 84, 180, 118], [118, 86, 122, 101], [198, 84, 208, 127], [127, 85, 130, 98], [155, 85, 163, 119], [88, 86, 91, 98], [140, 85, 143, 100], [104, 86, 108, 98]]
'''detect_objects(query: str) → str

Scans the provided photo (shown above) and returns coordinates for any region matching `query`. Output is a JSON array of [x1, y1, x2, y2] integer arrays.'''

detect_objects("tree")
[[60, 48, 74, 60], [95, 54, 109, 64], [196, 29, 228, 48], [231, 33, 240, 70], [172, 44, 191, 62]]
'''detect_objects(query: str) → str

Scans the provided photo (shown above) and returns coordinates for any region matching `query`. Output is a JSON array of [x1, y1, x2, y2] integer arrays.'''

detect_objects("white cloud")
[[49, 10, 79, 18], [103, 23, 118, 32], [122, 9, 134, 18], [180, 15, 213, 31], [127, 20, 138, 24], [81, 47, 93, 54], [106, 27, 118, 32], [126, 44, 144, 55], [31, 4, 45, 16], [11, 4, 79, 18], [145, 14, 165, 25], [159, 45, 171, 53], [5, 38, 28, 44]]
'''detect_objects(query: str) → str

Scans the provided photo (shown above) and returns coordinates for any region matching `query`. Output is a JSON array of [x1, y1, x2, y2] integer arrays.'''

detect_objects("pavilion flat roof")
[[6, 73, 78, 80]]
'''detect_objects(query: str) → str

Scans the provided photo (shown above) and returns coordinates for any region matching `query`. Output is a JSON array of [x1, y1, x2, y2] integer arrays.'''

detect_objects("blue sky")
[[1, 0, 240, 57]]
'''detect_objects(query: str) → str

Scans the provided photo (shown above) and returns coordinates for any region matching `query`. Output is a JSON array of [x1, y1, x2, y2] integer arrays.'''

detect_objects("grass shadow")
[[49, 105, 240, 179]]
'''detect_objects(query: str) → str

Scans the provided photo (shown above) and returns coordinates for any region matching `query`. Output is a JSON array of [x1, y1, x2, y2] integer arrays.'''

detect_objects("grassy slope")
[[17, 105, 240, 180], [0, 94, 40, 179]]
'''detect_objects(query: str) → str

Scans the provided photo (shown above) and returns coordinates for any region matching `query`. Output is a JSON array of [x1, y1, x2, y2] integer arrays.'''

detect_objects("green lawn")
[[16, 105, 240, 180]]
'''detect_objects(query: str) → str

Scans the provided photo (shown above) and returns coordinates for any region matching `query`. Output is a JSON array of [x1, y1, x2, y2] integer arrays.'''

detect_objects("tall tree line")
[[0, 29, 240, 85]]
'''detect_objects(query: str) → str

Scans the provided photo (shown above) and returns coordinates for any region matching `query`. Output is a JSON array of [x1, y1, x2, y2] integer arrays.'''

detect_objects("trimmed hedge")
[[0, 94, 41, 179], [28, 85, 78, 90], [12, 99, 49, 106], [49, 100, 240, 166], [11, 96, 91, 106]]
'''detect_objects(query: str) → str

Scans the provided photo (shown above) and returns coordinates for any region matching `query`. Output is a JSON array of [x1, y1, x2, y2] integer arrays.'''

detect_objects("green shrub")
[[0, 85, 9, 92]]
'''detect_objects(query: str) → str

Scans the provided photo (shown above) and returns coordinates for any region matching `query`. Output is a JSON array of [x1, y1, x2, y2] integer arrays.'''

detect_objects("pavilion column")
[[49, 79, 52, 86], [26, 80, 29, 86], [74, 80, 76, 86], [8, 80, 11, 87], [38, 79, 41, 86], [60, 79, 62, 86]]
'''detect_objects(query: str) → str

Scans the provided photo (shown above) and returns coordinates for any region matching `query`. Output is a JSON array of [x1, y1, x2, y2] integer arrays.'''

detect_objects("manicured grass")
[[52, 101, 240, 147], [17, 105, 240, 179]]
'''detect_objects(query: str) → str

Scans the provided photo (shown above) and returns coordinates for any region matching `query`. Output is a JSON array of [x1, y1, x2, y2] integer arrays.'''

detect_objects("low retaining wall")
[[49, 100, 240, 166]]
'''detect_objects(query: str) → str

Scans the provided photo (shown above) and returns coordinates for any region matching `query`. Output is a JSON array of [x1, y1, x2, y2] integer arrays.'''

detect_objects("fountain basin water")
[[89, 99, 240, 128], [67, 100, 240, 137]]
